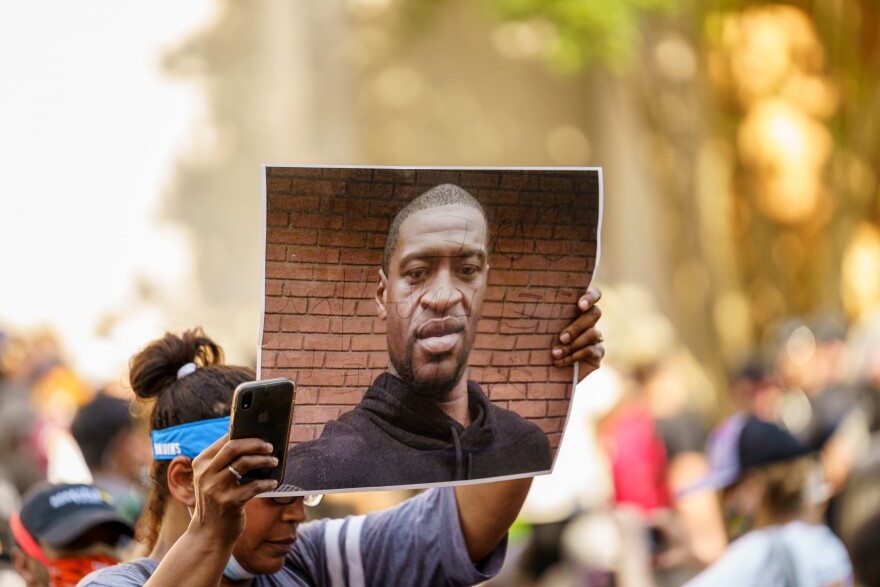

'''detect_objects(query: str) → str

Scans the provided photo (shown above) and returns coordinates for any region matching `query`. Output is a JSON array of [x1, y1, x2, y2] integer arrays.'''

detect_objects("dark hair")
[[128, 328, 253, 550], [381, 183, 486, 272], [71, 390, 133, 469]]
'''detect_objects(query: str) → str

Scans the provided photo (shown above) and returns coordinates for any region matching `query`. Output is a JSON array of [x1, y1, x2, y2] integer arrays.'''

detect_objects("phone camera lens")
[[241, 390, 253, 410]]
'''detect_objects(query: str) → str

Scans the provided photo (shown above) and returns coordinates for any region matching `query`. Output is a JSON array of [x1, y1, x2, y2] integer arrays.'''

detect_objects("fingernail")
[[560, 332, 571, 344], [271, 457, 279, 466], [579, 298, 590, 310], [266, 443, 274, 452], [552, 348, 563, 357]]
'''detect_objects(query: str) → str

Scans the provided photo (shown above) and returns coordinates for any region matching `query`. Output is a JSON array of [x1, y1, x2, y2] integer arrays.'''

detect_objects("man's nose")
[[281, 499, 306, 523], [419, 268, 464, 313]]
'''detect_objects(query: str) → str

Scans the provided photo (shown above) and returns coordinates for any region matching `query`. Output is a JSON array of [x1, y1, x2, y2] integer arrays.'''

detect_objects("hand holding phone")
[[229, 378, 295, 484]]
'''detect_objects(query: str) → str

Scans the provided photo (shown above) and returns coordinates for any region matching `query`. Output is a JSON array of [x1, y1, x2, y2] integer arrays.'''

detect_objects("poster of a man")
[[260, 166, 602, 493]]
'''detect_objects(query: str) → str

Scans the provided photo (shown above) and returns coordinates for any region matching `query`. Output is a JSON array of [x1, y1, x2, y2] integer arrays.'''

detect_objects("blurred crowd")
[[492, 284, 880, 587], [4, 282, 880, 586]]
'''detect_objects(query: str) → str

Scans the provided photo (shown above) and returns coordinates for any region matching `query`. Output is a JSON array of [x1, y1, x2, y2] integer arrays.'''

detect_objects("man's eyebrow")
[[398, 247, 487, 266]]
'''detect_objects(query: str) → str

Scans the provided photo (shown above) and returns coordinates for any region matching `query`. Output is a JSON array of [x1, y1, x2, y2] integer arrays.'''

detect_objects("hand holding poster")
[[260, 166, 603, 494]]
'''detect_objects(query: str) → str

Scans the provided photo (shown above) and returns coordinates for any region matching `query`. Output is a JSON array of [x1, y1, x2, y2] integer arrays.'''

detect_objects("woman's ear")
[[167, 456, 196, 508]]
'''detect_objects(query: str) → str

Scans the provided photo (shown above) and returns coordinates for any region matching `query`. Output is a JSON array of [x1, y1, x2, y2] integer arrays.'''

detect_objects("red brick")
[[266, 177, 291, 193], [459, 171, 500, 188], [307, 298, 358, 316], [356, 300, 379, 316], [535, 239, 571, 257], [532, 417, 560, 433], [342, 368, 375, 388], [261, 350, 277, 368], [468, 350, 493, 366], [267, 211, 289, 227], [486, 383, 527, 401], [288, 247, 340, 264], [373, 168, 416, 183], [337, 281, 375, 300], [291, 214, 343, 230], [346, 217, 389, 232], [296, 405, 345, 424], [261, 333, 303, 350], [317, 387, 366, 404], [346, 182, 393, 198], [547, 400, 569, 417], [367, 352, 389, 368], [268, 194, 295, 211], [507, 366, 548, 382], [263, 314, 281, 332], [514, 334, 554, 350], [325, 168, 372, 181], [529, 350, 554, 366], [303, 334, 350, 351], [290, 426, 319, 443], [490, 350, 530, 367], [488, 270, 530, 287], [476, 320, 497, 334], [285, 195, 321, 212], [264, 296, 305, 314], [265, 263, 312, 281], [295, 387, 318, 405], [483, 286, 506, 302], [476, 333, 516, 350], [264, 279, 283, 296], [350, 335, 387, 352], [549, 367, 574, 383], [291, 179, 345, 197], [281, 315, 330, 333], [469, 367, 511, 384], [495, 238, 534, 255], [266, 244, 286, 262], [318, 231, 367, 248], [323, 353, 369, 369], [282, 281, 336, 299], [366, 234, 388, 249], [512, 400, 547, 418], [527, 383, 569, 400], [296, 369, 348, 387], [416, 170, 461, 185], [266, 228, 318, 246], [329, 317, 375, 334], [529, 272, 569, 288], [340, 249, 382, 265], [500, 173, 541, 190], [286, 167, 324, 179], [276, 351, 323, 369], [500, 319, 540, 335]]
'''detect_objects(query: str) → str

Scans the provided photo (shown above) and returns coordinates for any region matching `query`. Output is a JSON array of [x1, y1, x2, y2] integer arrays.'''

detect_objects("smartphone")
[[229, 377, 295, 484]]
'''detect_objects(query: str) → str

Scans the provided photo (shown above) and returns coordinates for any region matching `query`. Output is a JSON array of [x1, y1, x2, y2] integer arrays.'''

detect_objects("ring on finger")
[[227, 465, 243, 482]]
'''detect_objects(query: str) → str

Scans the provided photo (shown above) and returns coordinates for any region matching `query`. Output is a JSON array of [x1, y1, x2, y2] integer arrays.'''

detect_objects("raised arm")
[[455, 287, 604, 561]]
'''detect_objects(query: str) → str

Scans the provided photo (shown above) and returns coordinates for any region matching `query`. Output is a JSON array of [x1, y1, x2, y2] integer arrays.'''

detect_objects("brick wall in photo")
[[261, 167, 600, 458]]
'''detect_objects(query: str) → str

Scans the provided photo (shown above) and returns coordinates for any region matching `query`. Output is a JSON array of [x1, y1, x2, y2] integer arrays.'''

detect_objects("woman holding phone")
[[78, 289, 604, 587]]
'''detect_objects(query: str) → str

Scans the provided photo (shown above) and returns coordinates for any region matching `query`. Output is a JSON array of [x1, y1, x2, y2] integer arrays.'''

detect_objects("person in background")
[[8, 483, 133, 587], [71, 388, 150, 525]]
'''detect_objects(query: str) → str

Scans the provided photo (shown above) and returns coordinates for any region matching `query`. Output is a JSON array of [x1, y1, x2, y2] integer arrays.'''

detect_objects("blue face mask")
[[223, 555, 257, 582]]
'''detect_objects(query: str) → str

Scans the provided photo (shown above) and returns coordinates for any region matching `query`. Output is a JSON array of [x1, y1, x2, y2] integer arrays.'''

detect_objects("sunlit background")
[[2, 0, 880, 580]]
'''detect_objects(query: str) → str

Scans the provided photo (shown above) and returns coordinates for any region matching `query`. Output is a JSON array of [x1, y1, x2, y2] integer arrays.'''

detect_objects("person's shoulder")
[[77, 558, 157, 586]]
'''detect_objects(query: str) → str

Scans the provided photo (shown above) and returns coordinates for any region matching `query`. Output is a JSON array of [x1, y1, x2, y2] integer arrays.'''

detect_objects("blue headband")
[[151, 416, 230, 460]]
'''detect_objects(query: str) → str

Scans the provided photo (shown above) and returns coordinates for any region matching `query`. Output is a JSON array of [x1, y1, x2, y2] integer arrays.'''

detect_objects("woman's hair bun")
[[129, 328, 224, 400]]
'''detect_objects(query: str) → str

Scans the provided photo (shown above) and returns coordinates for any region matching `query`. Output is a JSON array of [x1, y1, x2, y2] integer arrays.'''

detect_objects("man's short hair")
[[382, 184, 486, 272]]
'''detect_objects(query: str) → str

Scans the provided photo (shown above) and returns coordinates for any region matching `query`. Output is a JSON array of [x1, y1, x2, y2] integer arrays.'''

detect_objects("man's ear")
[[375, 269, 388, 320], [167, 456, 196, 508]]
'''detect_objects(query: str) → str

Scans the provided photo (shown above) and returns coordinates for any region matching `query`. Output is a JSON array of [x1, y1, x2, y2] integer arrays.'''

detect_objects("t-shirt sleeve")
[[289, 486, 506, 587], [76, 559, 158, 587]]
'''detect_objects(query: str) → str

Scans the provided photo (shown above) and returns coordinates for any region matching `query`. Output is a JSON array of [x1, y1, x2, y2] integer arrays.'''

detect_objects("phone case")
[[229, 377, 295, 484]]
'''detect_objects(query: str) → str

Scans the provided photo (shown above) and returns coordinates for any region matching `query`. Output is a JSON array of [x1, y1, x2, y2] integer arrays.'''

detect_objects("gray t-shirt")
[[77, 487, 505, 587]]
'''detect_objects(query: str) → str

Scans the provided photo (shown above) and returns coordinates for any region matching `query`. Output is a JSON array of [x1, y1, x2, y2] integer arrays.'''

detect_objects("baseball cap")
[[680, 412, 811, 495], [12, 483, 133, 550]]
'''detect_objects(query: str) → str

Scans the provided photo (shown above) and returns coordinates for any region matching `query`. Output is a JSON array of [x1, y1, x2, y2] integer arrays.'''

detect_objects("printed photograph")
[[260, 166, 602, 493]]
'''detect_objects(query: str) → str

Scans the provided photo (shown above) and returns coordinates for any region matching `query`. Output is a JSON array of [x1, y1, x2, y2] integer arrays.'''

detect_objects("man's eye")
[[459, 265, 480, 277], [406, 268, 427, 281]]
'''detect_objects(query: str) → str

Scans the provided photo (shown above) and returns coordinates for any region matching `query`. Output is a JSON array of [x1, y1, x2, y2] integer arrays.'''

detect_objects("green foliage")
[[483, 0, 682, 73]]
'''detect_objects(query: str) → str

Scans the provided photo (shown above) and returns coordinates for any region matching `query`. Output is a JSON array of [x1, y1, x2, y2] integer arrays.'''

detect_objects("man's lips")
[[415, 317, 465, 354], [416, 317, 465, 339], [264, 535, 297, 553]]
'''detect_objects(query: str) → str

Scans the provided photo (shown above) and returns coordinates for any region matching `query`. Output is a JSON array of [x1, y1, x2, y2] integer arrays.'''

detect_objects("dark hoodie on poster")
[[286, 373, 552, 490]]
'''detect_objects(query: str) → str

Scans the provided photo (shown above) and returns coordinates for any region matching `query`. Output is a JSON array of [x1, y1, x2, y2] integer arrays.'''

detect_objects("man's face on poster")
[[377, 203, 489, 397]]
